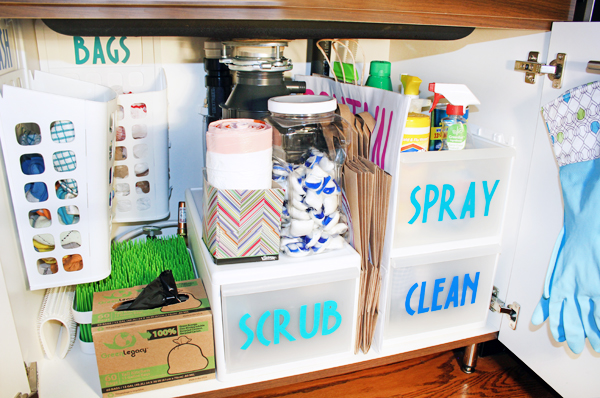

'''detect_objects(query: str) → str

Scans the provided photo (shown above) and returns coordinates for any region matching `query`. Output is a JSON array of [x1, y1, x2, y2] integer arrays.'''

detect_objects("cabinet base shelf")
[[183, 332, 497, 398]]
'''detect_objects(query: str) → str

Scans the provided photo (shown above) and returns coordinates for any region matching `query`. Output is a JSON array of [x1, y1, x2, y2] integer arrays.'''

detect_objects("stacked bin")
[[186, 187, 361, 381], [376, 133, 516, 349], [0, 71, 116, 290]]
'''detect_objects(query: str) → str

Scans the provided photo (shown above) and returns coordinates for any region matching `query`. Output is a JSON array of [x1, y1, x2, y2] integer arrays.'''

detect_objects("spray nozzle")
[[428, 82, 480, 114], [402, 75, 422, 96], [429, 83, 445, 113]]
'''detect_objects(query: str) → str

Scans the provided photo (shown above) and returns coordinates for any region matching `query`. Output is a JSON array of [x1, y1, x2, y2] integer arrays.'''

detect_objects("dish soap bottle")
[[428, 83, 480, 151]]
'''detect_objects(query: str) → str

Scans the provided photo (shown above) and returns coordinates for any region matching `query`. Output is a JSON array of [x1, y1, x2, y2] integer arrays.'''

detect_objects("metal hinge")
[[13, 362, 38, 398], [490, 287, 520, 330], [587, 61, 600, 74], [514, 52, 566, 89]]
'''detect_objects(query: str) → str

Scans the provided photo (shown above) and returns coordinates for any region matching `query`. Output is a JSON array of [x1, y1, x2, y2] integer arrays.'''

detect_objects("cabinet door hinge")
[[514, 52, 566, 89], [13, 362, 38, 398], [490, 287, 520, 330]]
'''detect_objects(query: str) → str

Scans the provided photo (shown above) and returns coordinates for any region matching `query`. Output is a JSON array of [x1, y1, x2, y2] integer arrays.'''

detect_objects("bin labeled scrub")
[[186, 187, 361, 381]]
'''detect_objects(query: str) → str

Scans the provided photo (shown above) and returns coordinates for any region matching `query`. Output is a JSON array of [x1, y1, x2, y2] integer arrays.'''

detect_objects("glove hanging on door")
[[531, 81, 600, 354]]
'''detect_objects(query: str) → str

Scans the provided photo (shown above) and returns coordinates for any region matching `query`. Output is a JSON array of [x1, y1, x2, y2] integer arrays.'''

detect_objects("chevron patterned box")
[[201, 174, 285, 265]]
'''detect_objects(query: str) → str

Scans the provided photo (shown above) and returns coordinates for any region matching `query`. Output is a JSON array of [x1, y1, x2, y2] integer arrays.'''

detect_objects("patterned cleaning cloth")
[[541, 81, 600, 167], [50, 120, 75, 143], [52, 150, 77, 172]]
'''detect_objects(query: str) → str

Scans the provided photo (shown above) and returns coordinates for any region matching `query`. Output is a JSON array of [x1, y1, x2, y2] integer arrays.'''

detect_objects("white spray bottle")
[[428, 83, 480, 151]]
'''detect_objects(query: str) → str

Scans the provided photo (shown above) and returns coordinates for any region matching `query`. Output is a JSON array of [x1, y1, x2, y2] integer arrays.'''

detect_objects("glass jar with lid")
[[266, 95, 351, 257]]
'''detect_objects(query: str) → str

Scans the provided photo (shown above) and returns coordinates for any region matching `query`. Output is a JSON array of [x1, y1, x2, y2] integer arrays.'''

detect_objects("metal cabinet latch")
[[490, 287, 520, 330], [514, 52, 566, 89], [13, 362, 38, 398]]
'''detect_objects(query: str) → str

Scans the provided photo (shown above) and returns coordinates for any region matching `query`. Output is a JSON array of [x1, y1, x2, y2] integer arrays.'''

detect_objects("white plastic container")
[[393, 133, 515, 249], [381, 244, 499, 349], [0, 71, 116, 290], [186, 187, 361, 381], [35, 22, 170, 222], [112, 70, 169, 222]]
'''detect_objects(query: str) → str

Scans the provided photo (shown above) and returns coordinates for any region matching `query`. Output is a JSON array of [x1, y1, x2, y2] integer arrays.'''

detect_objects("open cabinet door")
[[0, 259, 31, 397], [499, 22, 600, 398]]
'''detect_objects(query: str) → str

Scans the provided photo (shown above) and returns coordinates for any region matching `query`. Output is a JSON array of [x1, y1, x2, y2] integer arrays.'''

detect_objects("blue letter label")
[[417, 281, 430, 314], [431, 278, 446, 312], [438, 184, 457, 221], [483, 180, 500, 217], [106, 37, 119, 63], [405, 283, 418, 316], [257, 311, 271, 346], [444, 276, 460, 309], [120, 37, 130, 63], [74, 36, 89, 65], [273, 309, 296, 344], [460, 182, 476, 219], [300, 303, 321, 339], [93, 37, 106, 64], [322, 300, 342, 336], [461, 272, 480, 306], [239, 313, 254, 350], [422, 185, 439, 223], [408, 186, 421, 224]]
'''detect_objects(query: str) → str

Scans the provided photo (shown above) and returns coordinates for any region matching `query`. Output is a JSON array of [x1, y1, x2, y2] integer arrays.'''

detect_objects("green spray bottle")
[[428, 83, 480, 151]]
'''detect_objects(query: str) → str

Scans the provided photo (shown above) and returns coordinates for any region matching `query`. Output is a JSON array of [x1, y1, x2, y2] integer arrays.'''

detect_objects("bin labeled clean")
[[383, 245, 499, 344]]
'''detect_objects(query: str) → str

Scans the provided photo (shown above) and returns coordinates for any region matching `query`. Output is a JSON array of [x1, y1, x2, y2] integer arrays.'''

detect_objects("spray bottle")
[[400, 75, 432, 152], [428, 83, 480, 151]]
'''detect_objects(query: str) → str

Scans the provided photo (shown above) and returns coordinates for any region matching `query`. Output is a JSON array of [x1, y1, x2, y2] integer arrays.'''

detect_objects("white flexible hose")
[[38, 286, 76, 359], [113, 220, 178, 242]]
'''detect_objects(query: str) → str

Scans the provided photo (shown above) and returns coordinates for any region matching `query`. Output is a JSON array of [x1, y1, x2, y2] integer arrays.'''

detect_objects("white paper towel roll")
[[206, 119, 273, 190]]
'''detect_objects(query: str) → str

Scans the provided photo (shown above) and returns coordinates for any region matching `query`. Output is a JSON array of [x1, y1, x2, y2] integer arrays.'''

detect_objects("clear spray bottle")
[[428, 83, 480, 151]]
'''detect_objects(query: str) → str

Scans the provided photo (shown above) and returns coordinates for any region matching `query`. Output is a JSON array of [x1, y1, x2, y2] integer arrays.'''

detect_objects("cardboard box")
[[91, 279, 215, 397], [202, 172, 284, 265]]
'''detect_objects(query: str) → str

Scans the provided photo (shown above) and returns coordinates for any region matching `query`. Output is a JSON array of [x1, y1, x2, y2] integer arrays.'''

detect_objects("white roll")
[[206, 119, 273, 190], [206, 148, 273, 190]]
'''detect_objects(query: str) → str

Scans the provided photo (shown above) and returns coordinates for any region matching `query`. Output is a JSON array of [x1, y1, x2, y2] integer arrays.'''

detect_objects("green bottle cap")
[[369, 61, 391, 77]]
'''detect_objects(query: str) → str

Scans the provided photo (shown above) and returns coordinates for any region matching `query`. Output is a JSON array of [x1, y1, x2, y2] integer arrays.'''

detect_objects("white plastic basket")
[[0, 71, 116, 290], [35, 22, 170, 222], [112, 70, 169, 222]]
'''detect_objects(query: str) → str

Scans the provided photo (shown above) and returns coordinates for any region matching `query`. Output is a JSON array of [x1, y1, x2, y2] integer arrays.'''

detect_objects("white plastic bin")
[[381, 244, 499, 348], [186, 187, 361, 381], [112, 70, 169, 222], [393, 134, 515, 248], [0, 71, 116, 290], [35, 22, 170, 222]]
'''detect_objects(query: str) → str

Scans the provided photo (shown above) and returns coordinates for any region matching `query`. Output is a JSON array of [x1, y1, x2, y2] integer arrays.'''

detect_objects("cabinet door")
[[0, 258, 31, 398], [499, 22, 600, 398]]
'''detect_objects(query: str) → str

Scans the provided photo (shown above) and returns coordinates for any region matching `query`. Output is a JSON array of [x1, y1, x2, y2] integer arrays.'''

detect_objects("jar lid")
[[405, 113, 430, 128], [268, 95, 337, 115]]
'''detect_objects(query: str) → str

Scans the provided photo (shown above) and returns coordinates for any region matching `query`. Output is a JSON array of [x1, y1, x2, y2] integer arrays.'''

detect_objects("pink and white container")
[[206, 119, 272, 190]]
